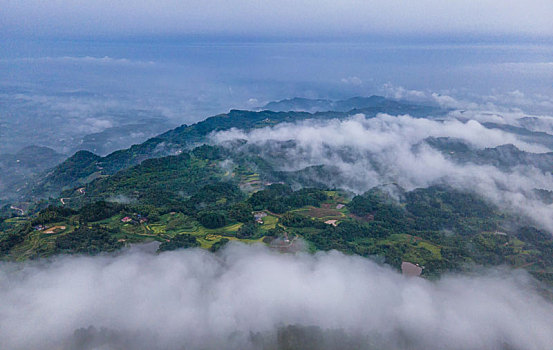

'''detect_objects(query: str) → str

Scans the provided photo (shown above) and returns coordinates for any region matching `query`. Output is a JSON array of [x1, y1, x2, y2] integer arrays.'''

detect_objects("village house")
[[254, 211, 267, 224]]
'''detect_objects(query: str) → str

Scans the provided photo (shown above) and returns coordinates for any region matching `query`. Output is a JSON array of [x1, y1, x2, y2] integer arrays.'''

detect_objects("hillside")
[[20, 97, 442, 200], [27, 150, 102, 199], [0, 146, 66, 204], [425, 137, 553, 173], [2, 142, 553, 283]]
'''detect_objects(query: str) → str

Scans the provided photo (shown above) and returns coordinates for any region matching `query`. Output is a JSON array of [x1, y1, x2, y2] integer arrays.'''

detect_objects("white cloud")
[[0, 244, 552, 350], [80, 118, 114, 133], [211, 113, 553, 231], [382, 84, 553, 118], [1, 56, 155, 67], [382, 84, 427, 100], [340, 76, 363, 86], [488, 62, 553, 76], [380, 84, 481, 109]]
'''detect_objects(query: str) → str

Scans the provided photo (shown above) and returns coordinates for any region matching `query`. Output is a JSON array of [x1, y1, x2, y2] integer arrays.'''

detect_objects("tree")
[[198, 211, 227, 229], [228, 202, 253, 223], [54, 226, 122, 255], [236, 222, 258, 238], [210, 238, 229, 252], [158, 234, 200, 252]]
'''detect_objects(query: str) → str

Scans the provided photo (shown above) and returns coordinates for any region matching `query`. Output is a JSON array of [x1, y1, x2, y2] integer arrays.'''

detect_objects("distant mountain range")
[[5, 96, 553, 209], [20, 96, 443, 200], [9, 96, 553, 206], [261, 95, 438, 113]]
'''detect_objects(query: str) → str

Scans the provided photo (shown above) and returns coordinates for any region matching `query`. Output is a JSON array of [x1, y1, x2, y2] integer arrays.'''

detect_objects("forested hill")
[[2, 142, 553, 283], [23, 97, 442, 200], [2, 131, 553, 282]]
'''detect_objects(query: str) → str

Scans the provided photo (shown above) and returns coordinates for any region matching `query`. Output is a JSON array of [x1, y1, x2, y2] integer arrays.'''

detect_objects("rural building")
[[254, 211, 267, 224]]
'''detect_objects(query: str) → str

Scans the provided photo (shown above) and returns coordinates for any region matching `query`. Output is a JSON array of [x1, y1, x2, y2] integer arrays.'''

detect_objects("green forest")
[[2, 142, 553, 283]]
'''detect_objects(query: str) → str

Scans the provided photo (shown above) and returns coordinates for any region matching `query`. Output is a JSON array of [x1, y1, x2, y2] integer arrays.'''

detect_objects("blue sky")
[[2, 0, 553, 40]]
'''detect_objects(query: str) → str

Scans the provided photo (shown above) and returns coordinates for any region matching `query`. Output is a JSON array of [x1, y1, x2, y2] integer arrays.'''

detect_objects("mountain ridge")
[[23, 96, 442, 201]]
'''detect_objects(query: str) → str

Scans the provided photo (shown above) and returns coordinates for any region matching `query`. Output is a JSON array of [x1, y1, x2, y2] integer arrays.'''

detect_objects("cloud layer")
[[211, 113, 553, 231], [0, 243, 552, 350]]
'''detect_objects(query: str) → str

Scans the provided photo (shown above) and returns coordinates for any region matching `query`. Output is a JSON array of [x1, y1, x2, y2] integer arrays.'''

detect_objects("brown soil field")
[[43, 226, 66, 234], [299, 207, 342, 218]]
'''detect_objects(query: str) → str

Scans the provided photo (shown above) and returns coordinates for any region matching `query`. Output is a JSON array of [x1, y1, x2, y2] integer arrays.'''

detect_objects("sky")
[[2, 0, 553, 40]]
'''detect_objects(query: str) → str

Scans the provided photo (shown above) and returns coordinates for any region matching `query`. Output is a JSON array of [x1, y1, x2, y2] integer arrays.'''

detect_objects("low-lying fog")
[[0, 243, 551, 350], [211, 108, 553, 232]]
